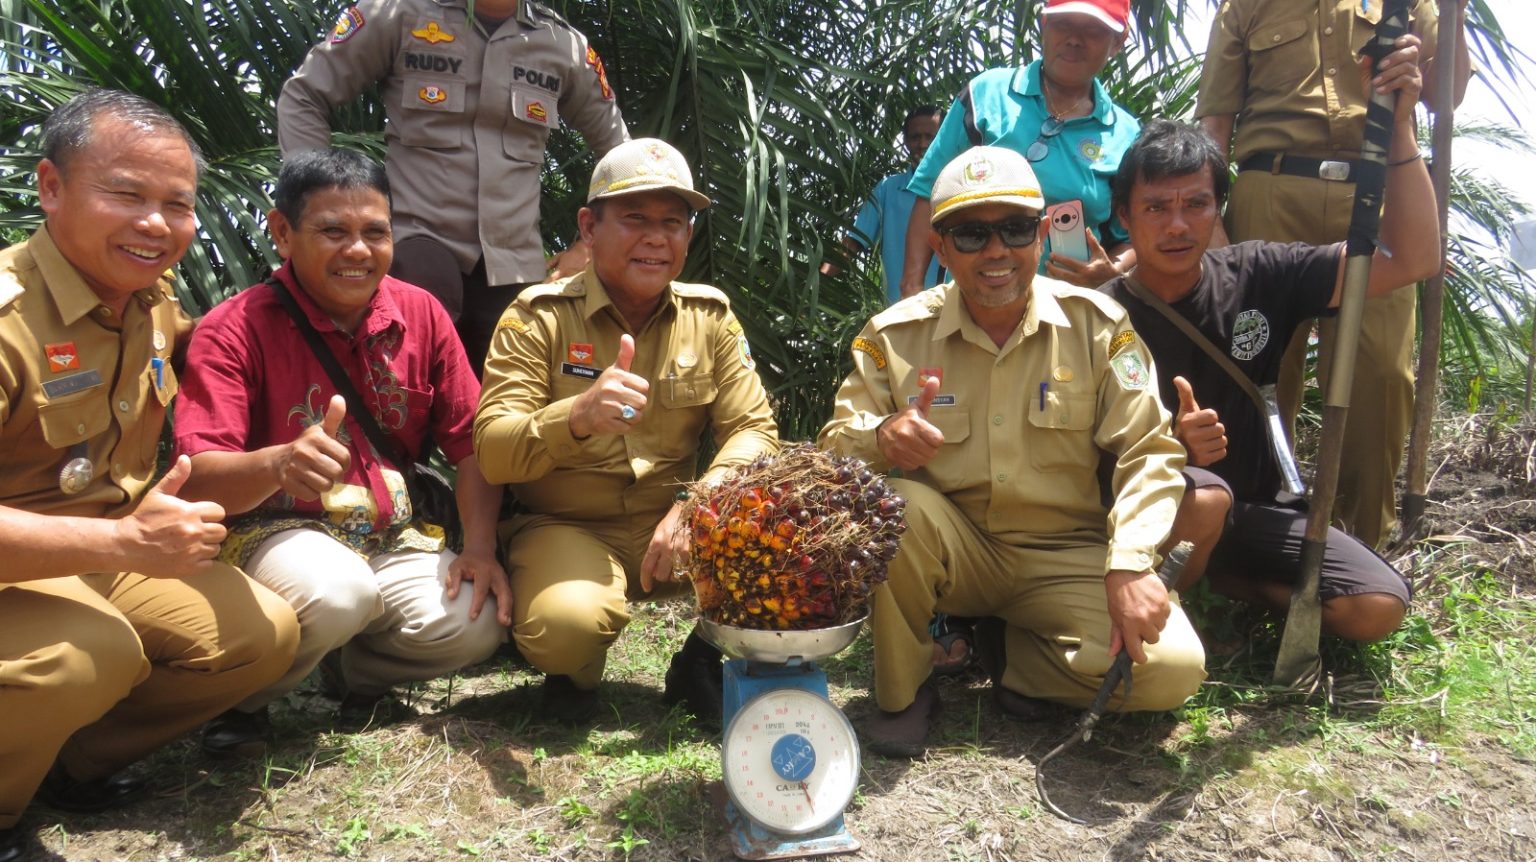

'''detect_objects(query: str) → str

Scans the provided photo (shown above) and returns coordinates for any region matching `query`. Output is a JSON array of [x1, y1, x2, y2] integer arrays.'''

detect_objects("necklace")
[[1042, 76, 1092, 120]]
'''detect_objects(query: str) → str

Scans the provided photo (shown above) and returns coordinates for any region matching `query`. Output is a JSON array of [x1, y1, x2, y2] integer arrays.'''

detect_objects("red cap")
[[1043, 0, 1129, 34]]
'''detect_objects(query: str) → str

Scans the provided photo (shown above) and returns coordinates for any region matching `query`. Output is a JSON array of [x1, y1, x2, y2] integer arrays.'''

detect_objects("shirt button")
[[995, 472, 1007, 483], [1327, 67, 1338, 76], [1272, 33, 1282, 42], [118, 399, 130, 412], [76, 423, 86, 434], [992, 415, 1004, 426], [1323, 26, 1333, 35]]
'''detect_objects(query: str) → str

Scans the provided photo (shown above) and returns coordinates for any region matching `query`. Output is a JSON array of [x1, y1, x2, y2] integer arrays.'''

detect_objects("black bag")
[[269, 278, 463, 545]]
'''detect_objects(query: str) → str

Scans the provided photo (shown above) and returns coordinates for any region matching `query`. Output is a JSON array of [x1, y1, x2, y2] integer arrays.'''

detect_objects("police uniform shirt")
[[278, 0, 631, 286], [473, 269, 779, 522], [1103, 241, 1341, 502], [1196, 0, 1441, 163], [818, 278, 1185, 575], [0, 227, 191, 518], [908, 61, 1141, 251]]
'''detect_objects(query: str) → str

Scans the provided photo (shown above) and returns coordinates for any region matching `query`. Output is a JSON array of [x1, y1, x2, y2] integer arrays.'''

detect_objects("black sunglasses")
[[1025, 116, 1065, 162], [941, 216, 1041, 253]]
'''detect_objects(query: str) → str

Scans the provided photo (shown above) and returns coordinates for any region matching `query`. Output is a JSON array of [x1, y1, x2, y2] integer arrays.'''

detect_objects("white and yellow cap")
[[929, 146, 1046, 224], [587, 138, 712, 210]]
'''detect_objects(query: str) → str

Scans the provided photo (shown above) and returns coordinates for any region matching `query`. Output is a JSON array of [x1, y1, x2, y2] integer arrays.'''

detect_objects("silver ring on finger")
[[620, 403, 637, 421]]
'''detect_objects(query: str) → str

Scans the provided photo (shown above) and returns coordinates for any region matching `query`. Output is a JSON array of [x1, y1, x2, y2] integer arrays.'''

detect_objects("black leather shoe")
[[864, 679, 941, 758], [540, 675, 600, 726], [202, 707, 271, 759], [37, 764, 147, 813], [0, 826, 31, 862], [663, 629, 724, 726]]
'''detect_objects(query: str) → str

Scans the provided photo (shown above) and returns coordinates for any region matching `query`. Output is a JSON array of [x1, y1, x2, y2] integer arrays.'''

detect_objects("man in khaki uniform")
[[475, 139, 779, 724], [1196, 0, 1470, 548], [279, 0, 630, 371], [819, 146, 1205, 757], [0, 89, 299, 861]]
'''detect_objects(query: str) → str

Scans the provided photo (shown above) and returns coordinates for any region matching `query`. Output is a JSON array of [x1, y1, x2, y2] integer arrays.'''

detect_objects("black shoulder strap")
[[1120, 272, 1269, 417], [267, 277, 409, 470]]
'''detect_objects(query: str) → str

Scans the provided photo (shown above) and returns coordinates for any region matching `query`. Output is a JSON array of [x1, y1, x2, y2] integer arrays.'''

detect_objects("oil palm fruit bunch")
[[677, 443, 906, 630]]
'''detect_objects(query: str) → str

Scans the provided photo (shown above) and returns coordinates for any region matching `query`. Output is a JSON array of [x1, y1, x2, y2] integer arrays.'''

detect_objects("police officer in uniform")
[[0, 90, 299, 861], [1196, 0, 1470, 548], [278, 0, 630, 373], [474, 139, 779, 724], [820, 146, 1206, 757]]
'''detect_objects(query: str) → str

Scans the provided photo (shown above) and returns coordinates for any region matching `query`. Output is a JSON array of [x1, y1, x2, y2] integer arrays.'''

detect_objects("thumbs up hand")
[[117, 455, 227, 578], [278, 393, 354, 500], [569, 334, 651, 439], [877, 374, 946, 470], [1172, 376, 1227, 466]]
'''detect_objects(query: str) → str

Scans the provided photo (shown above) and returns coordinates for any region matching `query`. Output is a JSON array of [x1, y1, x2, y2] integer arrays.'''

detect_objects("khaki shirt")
[[1196, 0, 1440, 162], [0, 227, 192, 518], [278, 0, 630, 286], [474, 270, 779, 522], [817, 279, 1185, 574]]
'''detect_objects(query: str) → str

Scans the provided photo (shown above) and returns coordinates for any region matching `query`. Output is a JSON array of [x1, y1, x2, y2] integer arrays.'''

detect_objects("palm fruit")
[[676, 443, 906, 630]]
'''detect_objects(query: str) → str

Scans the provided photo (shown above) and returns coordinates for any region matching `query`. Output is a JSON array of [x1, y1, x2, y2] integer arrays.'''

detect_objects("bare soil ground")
[[18, 415, 1536, 862]]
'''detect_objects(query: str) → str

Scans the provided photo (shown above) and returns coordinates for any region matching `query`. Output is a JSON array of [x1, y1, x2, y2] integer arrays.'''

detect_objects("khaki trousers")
[[501, 512, 687, 690], [1227, 168, 1416, 548], [0, 567, 298, 828], [237, 528, 506, 707], [873, 480, 1206, 713]]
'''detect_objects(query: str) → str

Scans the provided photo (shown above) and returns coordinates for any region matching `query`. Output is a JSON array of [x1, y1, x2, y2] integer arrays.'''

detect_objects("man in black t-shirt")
[[1101, 107, 1439, 642]]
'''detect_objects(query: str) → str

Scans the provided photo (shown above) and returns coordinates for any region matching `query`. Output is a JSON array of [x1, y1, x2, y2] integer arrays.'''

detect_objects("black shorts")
[[1184, 467, 1411, 606]]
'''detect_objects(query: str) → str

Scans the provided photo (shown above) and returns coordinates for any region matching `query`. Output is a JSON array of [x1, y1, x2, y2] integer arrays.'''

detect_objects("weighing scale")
[[698, 616, 865, 861]]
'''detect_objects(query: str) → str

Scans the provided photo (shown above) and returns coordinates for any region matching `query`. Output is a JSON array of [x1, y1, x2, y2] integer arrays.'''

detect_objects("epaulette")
[[1051, 279, 1128, 323], [669, 281, 731, 305], [525, 0, 569, 26], [867, 284, 947, 332], [514, 277, 585, 310], [0, 271, 21, 310]]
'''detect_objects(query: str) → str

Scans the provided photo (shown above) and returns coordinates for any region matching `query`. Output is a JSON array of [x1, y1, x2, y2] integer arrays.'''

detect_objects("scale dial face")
[[722, 687, 860, 835]]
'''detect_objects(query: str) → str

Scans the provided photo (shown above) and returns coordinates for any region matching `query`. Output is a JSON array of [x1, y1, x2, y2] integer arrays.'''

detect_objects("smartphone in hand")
[[1046, 200, 1089, 262]]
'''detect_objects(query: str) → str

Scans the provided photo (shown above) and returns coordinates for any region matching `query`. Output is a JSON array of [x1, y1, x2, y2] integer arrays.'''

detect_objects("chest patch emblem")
[[410, 22, 455, 43], [46, 342, 80, 373], [1079, 138, 1103, 162], [918, 367, 942, 388], [1230, 309, 1271, 361], [418, 85, 448, 105], [525, 100, 550, 124], [567, 342, 594, 365]]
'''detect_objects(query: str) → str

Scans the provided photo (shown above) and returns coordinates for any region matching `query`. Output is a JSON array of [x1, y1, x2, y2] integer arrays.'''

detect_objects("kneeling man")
[[175, 149, 510, 750], [820, 146, 1205, 757]]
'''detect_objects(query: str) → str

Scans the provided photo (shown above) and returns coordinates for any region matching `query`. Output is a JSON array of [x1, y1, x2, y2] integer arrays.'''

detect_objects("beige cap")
[[929, 146, 1046, 224], [587, 138, 712, 210]]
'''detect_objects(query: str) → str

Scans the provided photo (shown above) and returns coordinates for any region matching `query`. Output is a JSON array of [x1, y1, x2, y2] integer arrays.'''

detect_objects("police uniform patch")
[[1107, 330, 1136, 357], [737, 334, 755, 370], [331, 6, 364, 43], [567, 342, 594, 365], [418, 85, 448, 105], [1111, 350, 1149, 390], [851, 336, 887, 369], [585, 46, 615, 101], [45, 342, 80, 373], [497, 317, 530, 334], [1230, 310, 1270, 361], [525, 100, 550, 124], [410, 21, 455, 43]]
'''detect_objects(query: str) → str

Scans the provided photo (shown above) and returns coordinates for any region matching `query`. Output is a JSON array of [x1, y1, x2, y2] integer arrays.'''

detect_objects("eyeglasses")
[[1025, 117, 1065, 162], [940, 217, 1041, 253]]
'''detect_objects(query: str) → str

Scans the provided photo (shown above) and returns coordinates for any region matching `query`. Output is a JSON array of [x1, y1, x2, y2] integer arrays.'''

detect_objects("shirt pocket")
[[39, 393, 112, 449], [657, 373, 717, 456], [504, 88, 558, 163], [398, 77, 466, 148], [920, 409, 972, 488], [1246, 17, 1315, 97], [1026, 390, 1096, 472], [145, 360, 178, 407]]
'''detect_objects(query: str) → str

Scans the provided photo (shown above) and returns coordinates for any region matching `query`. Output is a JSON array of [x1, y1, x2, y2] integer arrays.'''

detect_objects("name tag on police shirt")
[[42, 368, 103, 399], [560, 362, 600, 380]]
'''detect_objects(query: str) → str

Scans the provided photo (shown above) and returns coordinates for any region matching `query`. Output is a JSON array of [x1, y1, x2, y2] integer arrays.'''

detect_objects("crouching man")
[[820, 146, 1205, 757], [173, 148, 510, 752]]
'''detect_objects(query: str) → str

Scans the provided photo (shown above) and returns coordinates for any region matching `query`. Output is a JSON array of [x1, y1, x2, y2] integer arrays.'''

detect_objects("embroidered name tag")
[[907, 394, 956, 407], [41, 368, 103, 399], [560, 362, 600, 380]]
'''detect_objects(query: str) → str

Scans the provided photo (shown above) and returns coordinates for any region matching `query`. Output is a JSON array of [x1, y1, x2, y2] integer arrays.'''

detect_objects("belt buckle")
[[1318, 160, 1351, 182]]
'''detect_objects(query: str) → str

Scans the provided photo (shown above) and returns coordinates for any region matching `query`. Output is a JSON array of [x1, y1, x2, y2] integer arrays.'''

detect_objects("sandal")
[[929, 614, 978, 676]]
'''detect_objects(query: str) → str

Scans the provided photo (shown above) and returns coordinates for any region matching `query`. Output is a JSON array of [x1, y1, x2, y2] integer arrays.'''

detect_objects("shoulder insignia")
[[725, 318, 743, 336], [869, 286, 944, 332], [585, 46, 615, 101], [851, 335, 887, 370], [1110, 350, 1150, 390], [526, 0, 569, 25], [330, 6, 365, 43], [410, 22, 455, 43], [0, 272, 21, 309], [1108, 329, 1136, 357], [670, 281, 731, 305], [514, 281, 580, 309], [497, 316, 531, 334], [1053, 280, 1128, 322]]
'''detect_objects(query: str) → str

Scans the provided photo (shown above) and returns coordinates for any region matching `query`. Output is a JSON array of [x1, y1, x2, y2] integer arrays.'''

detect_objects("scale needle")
[[799, 781, 814, 813]]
